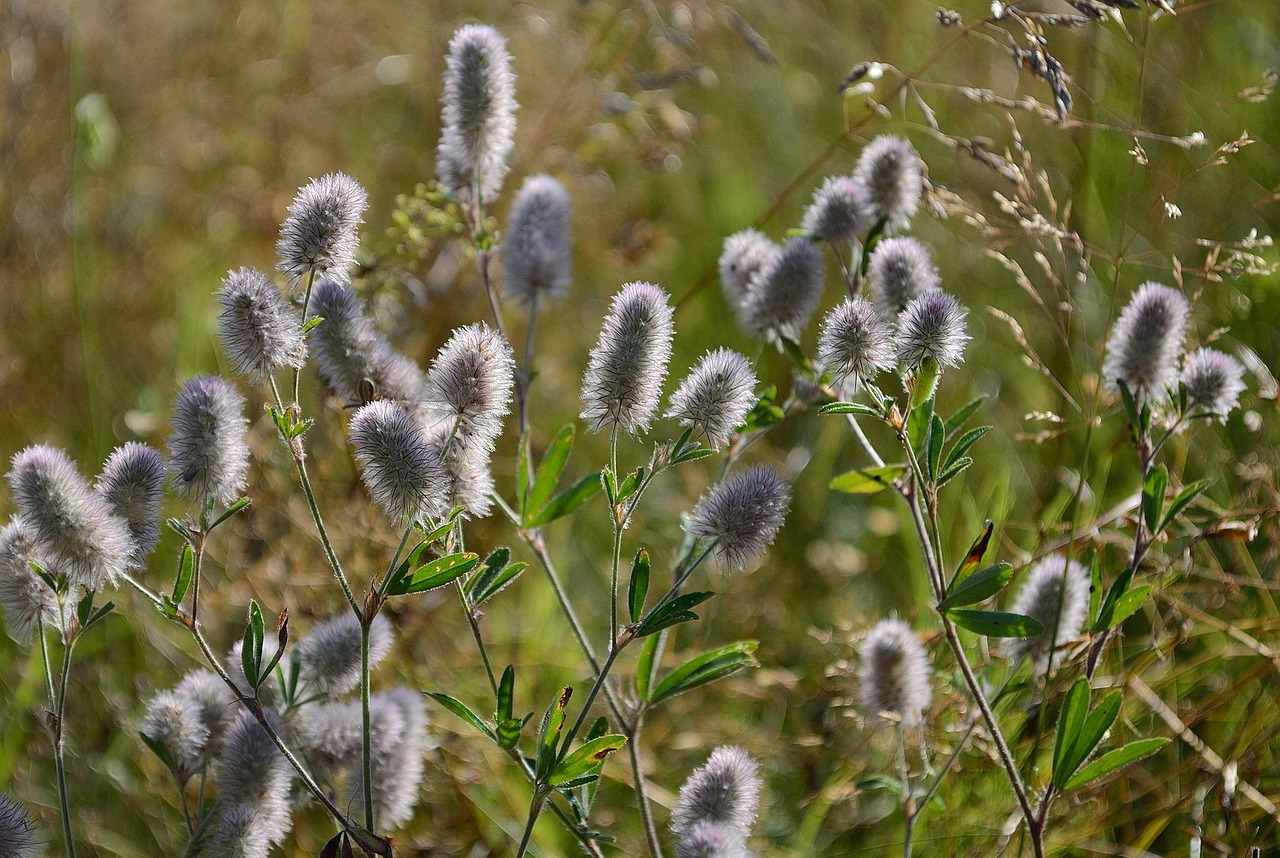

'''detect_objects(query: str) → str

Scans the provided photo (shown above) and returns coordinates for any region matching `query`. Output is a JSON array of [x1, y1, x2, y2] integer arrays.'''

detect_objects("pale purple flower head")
[[675, 821, 750, 858], [422, 323, 514, 460], [276, 172, 368, 279], [297, 612, 393, 699], [211, 710, 293, 852], [671, 746, 761, 840], [141, 689, 210, 771], [1182, 347, 1246, 421], [0, 518, 59, 644], [817, 297, 895, 395], [686, 465, 791, 570], [1004, 555, 1090, 671], [204, 802, 272, 858], [868, 237, 939, 316], [350, 400, 451, 523], [666, 349, 758, 448], [895, 290, 969, 370], [719, 229, 779, 312], [348, 688, 429, 830], [859, 619, 932, 726], [216, 268, 307, 378], [1100, 282, 1189, 403], [801, 176, 871, 242], [97, 442, 166, 569], [581, 282, 675, 435], [740, 238, 825, 341], [8, 445, 133, 590], [0, 793, 39, 858], [853, 134, 924, 232], [503, 174, 572, 304], [436, 24, 517, 205], [175, 669, 236, 758], [168, 376, 250, 507]]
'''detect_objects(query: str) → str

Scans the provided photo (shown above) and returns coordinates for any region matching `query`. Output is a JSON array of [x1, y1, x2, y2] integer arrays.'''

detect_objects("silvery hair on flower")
[[346, 687, 429, 830], [0, 793, 39, 858], [296, 611, 393, 699], [436, 24, 517, 205], [175, 669, 236, 758], [580, 282, 676, 435], [670, 746, 761, 842], [859, 618, 932, 727], [853, 134, 924, 232], [675, 820, 752, 858], [868, 236, 940, 316], [894, 290, 969, 371], [503, 174, 572, 304], [210, 709, 294, 853], [0, 518, 60, 644], [216, 268, 307, 379], [141, 689, 211, 772], [7, 444, 134, 591], [1100, 282, 1189, 403], [686, 465, 791, 571], [97, 441, 166, 569], [276, 172, 368, 280], [1182, 347, 1246, 421], [307, 278, 427, 408], [718, 229, 779, 314], [1003, 555, 1090, 671], [740, 238, 825, 342], [666, 349, 758, 449], [421, 322, 514, 461], [817, 297, 895, 395], [167, 376, 251, 508], [350, 400, 451, 523], [801, 175, 871, 243]]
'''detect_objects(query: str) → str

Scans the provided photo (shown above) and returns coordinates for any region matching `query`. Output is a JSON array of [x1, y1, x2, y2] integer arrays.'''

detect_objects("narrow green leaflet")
[[209, 497, 251, 531], [241, 599, 265, 689], [635, 591, 715, 637], [497, 665, 515, 722], [1052, 679, 1091, 789], [739, 386, 785, 433], [944, 395, 987, 438], [650, 641, 759, 705], [937, 562, 1013, 612], [548, 734, 628, 786], [947, 609, 1045, 638], [526, 472, 603, 528], [172, 544, 193, 607], [1159, 477, 1214, 533], [944, 426, 990, 472], [1142, 464, 1168, 532], [950, 520, 995, 590], [388, 552, 479, 596], [1063, 738, 1169, 791], [517, 431, 532, 516], [628, 548, 651, 624], [1109, 585, 1151, 629], [927, 413, 945, 481], [819, 401, 881, 417], [1093, 568, 1134, 633], [536, 687, 572, 781], [937, 456, 973, 487], [527, 424, 575, 521], [466, 549, 528, 605], [635, 633, 660, 702], [425, 692, 497, 742], [830, 465, 908, 494]]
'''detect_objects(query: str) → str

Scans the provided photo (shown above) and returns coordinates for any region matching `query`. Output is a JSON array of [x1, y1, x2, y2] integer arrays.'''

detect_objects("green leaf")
[[209, 497, 251, 531], [497, 716, 529, 751], [140, 732, 178, 772], [739, 386, 785, 432], [615, 468, 644, 505], [856, 774, 904, 800], [527, 425, 575, 521], [1052, 679, 1091, 789], [388, 552, 480, 596], [536, 687, 572, 781], [416, 507, 465, 550], [944, 396, 987, 438], [650, 642, 759, 705], [497, 665, 515, 723], [937, 457, 973, 487], [425, 692, 496, 741], [947, 610, 1045, 638], [300, 314, 325, 334], [1117, 379, 1141, 434], [1067, 691, 1122, 784], [172, 545, 193, 607], [467, 550, 528, 606], [1063, 738, 1169, 792], [1088, 555, 1102, 634], [1159, 478, 1214, 533], [241, 600, 265, 690], [1142, 464, 1168, 533], [1110, 585, 1151, 629], [628, 549, 651, 624], [938, 562, 1013, 612], [257, 611, 289, 683], [1093, 568, 1134, 633], [944, 426, 991, 471], [950, 520, 995, 590], [829, 465, 908, 494], [672, 446, 714, 464], [927, 414, 945, 481], [549, 734, 628, 786], [527, 472, 603, 528], [635, 591, 715, 637], [819, 401, 881, 417], [636, 633, 660, 702], [907, 395, 934, 452]]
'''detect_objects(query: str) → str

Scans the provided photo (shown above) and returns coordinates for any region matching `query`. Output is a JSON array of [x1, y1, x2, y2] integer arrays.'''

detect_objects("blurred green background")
[[2, 0, 1278, 855]]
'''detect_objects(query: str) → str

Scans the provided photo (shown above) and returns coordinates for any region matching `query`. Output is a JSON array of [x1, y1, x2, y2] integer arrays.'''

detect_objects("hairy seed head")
[[859, 619, 932, 726], [141, 689, 210, 771], [817, 297, 895, 395], [297, 612, 393, 699], [217, 268, 307, 378], [868, 237, 939, 316], [214, 710, 293, 848], [802, 176, 871, 242], [0, 518, 59, 644], [686, 465, 791, 570], [204, 802, 272, 858], [895, 290, 969, 370], [175, 669, 236, 759], [580, 282, 676, 435], [421, 323, 514, 461], [350, 400, 451, 523], [853, 134, 924, 232], [503, 174, 572, 304], [719, 229, 779, 313], [8, 445, 133, 590], [1100, 282, 1189, 403], [671, 746, 761, 839], [666, 350, 758, 449], [1004, 555, 1090, 671], [276, 172, 367, 279], [740, 238, 825, 341], [97, 442, 165, 569], [347, 688, 429, 830], [436, 25, 517, 205], [168, 376, 250, 507], [1182, 347, 1246, 421], [675, 820, 750, 858], [0, 793, 39, 858]]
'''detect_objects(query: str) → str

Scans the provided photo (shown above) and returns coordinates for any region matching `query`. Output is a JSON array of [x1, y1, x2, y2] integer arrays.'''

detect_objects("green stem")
[[609, 426, 622, 648], [560, 644, 624, 760], [897, 726, 913, 858], [628, 712, 665, 858], [38, 617, 76, 858], [455, 578, 499, 695], [514, 790, 549, 858], [293, 267, 318, 405], [361, 620, 374, 831]]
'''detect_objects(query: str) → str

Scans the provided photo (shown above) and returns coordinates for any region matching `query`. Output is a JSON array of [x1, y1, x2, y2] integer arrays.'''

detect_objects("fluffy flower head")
[[740, 238, 825, 341], [859, 619, 932, 726], [217, 268, 307, 378], [817, 297, 895, 395], [666, 350, 758, 448], [853, 134, 924, 232], [1182, 347, 1246, 421], [0, 793, 39, 858], [1100, 282, 1189, 402], [168, 376, 250, 507], [436, 24, 517, 204], [1004, 555, 1090, 670], [719, 229, 778, 312], [276, 172, 367, 279], [671, 746, 761, 839], [350, 400, 450, 522], [97, 442, 166, 569], [297, 612, 393, 698], [686, 465, 790, 570], [580, 282, 675, 435], [801, 176, 871, 242], [895, 290, 969, 370], [868, 237, 939, 315], [422, 323, 514, 459], [141, 689, 210, 771], [0, 518, 59, 643], [503, 174, 572, 303]]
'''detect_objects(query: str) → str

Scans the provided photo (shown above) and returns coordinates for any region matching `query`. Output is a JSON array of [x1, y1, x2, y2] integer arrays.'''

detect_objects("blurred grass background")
[[2, 0, 1279, 855]]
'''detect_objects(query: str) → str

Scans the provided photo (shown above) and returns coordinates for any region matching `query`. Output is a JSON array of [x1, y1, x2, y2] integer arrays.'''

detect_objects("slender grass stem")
[[455, 578, 499, 695], [608, 426, 622, 648]]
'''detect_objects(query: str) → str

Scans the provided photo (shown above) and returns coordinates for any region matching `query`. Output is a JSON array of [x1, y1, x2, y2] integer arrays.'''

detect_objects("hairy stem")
[[629, 712, 666, 858], [38, 616, 76, 858]]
